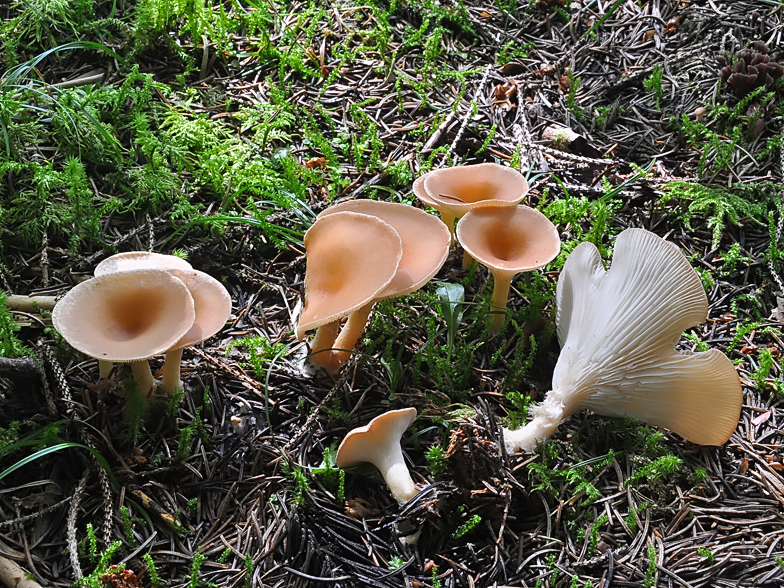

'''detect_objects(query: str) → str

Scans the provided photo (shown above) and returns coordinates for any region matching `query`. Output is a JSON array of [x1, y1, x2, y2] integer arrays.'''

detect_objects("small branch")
[[5, 295, 57, 313], [0, 555, 43, 588]]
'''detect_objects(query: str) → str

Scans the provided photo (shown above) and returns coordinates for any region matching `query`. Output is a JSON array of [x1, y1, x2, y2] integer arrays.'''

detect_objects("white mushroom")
[[337, 408, 419, 503], [503, 228, 743, 453]]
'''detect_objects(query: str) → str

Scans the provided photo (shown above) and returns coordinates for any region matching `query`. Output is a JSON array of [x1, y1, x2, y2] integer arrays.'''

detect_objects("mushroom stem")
[[375, 445, 419, 504], [160, 347, 184, 394], [309, 321, 340, 371], [461, 250, 475, 269], [130, 360, 155, 397], [489, 271, 515, 333], [332, 301, 375, 369], [438, 209, 457, 239], [98, 360, 113, 380], [502, 388, 567, 453]]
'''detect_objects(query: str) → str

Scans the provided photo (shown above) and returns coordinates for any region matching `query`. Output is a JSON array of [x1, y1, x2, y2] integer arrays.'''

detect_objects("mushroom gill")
[[503, 228, 743, 453]]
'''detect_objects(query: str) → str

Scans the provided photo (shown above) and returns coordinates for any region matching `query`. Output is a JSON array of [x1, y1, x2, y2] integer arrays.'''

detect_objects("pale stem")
[[98, 360, 113, 380], [502, 388, 567, 454], [438, 208, 457, 240], [375, 445, 419, 504], [309, 320, 340, 371], [461, 250, 476, 269], [332, 302, 375, 369], [160, 347, 184, 394], [489, 270, 516, 334], [130, 360, 155, 397]]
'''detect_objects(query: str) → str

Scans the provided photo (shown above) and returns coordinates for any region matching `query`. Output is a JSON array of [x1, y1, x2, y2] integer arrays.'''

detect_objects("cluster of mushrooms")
[[48, 163, 745, 522], [717, 41, 784, 98], [52, 252, 231, 397], [296, 163, 563, 379], [290, 165, 744, 512]]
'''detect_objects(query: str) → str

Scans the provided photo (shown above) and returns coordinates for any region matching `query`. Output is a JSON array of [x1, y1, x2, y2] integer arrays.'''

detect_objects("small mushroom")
[[503, 228, 742, 453], [159, 269, 232, 394], [456, 206, 560, 333], [52, 269, 196, 396], [296, 211, 402, 372], [414, 163, 529, 268], [317, 201, 450, 371], [337, 408, 419, 504], [94, 252, 192, 276], [93, 252, 194, 378]]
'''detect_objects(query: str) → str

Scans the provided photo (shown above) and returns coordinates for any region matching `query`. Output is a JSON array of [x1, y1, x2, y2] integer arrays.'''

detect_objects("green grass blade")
[[0, 442, 118, 488], [580, 0, 625, 40]]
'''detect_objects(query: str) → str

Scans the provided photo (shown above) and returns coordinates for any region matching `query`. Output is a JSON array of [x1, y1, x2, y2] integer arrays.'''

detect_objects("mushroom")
[[503, 228, 743, 453], [52, 269, 196, 397], [93, 251, 193, 378], [414, 163, 529, 268], [337, 407, 419, 504], [159, 269, 232, 394], [94, 251, 192, 276], [297, 211, 402, 372], [316, 200, 451, 371], [456, 205, 560, 333]]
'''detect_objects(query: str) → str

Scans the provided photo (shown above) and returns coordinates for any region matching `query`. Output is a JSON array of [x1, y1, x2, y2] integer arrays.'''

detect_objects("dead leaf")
[[305, 157, 328, 169], [501, 62, 526, 76], [740, 459, 749, 475], [642, 29, 657, 43], [664, 16, 680, 35], [752, 411, 771, 426], [541, 124, 603, 158], [345, 498, 378, 519], [770, 295, 784, 322]]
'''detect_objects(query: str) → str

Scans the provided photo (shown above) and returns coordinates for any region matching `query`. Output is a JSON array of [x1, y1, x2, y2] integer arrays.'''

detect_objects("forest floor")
[[2, 0, 784, 587]]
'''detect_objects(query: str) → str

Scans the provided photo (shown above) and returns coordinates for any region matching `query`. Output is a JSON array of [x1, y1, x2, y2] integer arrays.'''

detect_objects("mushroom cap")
[[336, 407, 417, 468], [422, 163, 529, 218], [412, 174, 438, 208], [296, 211, 403, 340], [317, 200, 450, 299], [167, 269, 232, 349], [456, 206, 561, 277], [553, 228, 742, 446], [52, 268, 196, 363], [94, 252, 192, 276]]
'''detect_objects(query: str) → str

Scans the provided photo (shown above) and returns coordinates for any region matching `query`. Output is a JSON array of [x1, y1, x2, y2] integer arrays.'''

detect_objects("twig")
[[0, 556, 43, 588], [5, 295, 57, 313]]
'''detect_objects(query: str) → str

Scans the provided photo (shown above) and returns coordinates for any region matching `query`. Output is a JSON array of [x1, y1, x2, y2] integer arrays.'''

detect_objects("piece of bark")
[[0, 356, 39, 380]]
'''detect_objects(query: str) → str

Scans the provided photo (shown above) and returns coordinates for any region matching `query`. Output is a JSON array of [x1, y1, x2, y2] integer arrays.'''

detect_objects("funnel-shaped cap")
[[297, 211, 402, 339], [412, 174, 438, 207], [318, 201, 450, 299], [94, 252, 192, 276], [52, 269, 196, 362], [167, 269, 232, 349], [456, 206, 561, 277], [423, 163, 528, 218], [553, 228, 742, 445]]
